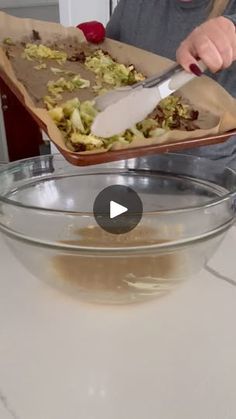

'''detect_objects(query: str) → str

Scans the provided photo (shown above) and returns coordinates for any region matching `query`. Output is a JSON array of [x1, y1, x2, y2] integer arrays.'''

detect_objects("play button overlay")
[[110, 201, 128, 219], [93, 185, 143, 235]]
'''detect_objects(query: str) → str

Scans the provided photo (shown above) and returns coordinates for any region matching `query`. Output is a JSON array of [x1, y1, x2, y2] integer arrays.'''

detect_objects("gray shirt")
[[106, 0, 236, 161]]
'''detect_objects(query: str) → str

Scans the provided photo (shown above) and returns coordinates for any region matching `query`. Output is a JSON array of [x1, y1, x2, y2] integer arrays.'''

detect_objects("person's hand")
[[176, 16, 236, 75]]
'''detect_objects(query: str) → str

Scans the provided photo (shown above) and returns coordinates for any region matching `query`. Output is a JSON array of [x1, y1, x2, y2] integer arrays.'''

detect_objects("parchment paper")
[[0, 11, 236, 155]]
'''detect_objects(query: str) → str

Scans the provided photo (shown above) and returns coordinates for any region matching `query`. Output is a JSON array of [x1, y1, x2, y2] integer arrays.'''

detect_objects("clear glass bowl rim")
[[0, 153, 236, 216]]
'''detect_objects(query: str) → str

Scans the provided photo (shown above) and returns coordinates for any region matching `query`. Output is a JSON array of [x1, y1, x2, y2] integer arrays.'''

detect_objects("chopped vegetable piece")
[[43, 95, 57, 110], [80, 101, 98, 130], [150, 96, 199, 130], [23, 43, 67, 63], [70, 133, 103, 149], [62, 98, 80, 116], [50, 67, 65, 75], [71, 75, 90, 89], [34, 63, 47, 70], [137, 119, 158, 137], [50, 67, 76, 76], [149, 128, 166, 137], [3, 37, 15, 46], [71, 108, 85, 132], [47, 75, 90, 98], [48, 106, 64, 122], [85, 50, 145, 88]]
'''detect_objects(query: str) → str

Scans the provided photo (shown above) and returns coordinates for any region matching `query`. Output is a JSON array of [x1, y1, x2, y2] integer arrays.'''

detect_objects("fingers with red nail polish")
[[189, 63, 203, 76], [176, 17, 236, 73]]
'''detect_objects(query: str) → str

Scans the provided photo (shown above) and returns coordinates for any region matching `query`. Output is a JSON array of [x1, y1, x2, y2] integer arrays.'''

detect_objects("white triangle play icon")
[[110, 201, 128, 219]]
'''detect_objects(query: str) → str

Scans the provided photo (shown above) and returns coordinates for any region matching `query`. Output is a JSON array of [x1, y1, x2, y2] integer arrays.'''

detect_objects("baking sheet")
[[0, 11, 236, 165]]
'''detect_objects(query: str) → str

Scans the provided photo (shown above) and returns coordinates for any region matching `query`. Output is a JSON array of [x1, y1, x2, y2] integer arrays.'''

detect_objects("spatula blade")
[[95, 86, 133, 112], [91, 86, 161, 138]]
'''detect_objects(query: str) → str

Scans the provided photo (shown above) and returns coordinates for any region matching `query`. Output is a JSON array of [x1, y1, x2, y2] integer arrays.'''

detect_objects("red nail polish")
[[189, 63, 202, 77]]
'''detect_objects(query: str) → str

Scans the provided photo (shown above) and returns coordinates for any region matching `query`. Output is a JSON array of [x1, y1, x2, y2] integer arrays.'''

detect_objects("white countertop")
[[0, 227, 236, 419]]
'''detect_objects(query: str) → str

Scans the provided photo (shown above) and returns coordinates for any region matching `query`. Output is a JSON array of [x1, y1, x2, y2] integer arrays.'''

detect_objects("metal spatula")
[[92, 61, 206, 138]]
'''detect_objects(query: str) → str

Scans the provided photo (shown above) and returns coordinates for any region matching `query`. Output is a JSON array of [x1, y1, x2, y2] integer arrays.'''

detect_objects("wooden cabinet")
[[0, 77, 43, 161]]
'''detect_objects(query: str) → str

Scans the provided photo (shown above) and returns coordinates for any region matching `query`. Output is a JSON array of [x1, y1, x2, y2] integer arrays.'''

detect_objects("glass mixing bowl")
[[0, 153, 236, 304]]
